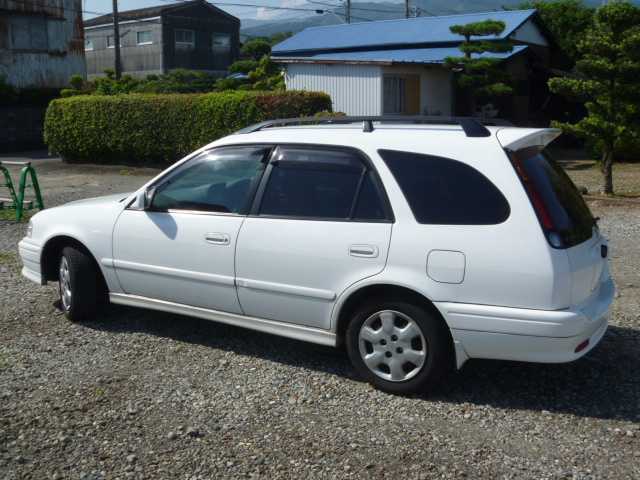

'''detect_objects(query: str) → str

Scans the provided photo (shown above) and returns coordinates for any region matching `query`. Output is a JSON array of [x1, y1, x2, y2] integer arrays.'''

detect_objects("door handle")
[[349, 245, 379, 258], [205, 233, 230, 245]]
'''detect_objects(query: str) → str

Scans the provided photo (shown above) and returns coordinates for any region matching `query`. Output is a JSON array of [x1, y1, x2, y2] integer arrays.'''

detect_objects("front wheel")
[[58, 246, 106, 322], [346, 300, 451, 395]]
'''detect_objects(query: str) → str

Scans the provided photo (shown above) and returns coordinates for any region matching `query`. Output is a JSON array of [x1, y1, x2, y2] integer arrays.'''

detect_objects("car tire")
[[346, 299, 451, 395], [58, 246, 106, 322]]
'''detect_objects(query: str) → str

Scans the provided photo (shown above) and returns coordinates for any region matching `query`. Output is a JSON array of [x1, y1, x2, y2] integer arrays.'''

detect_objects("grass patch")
[[0, 209, 36, 222], [0, 252, 16, 264]]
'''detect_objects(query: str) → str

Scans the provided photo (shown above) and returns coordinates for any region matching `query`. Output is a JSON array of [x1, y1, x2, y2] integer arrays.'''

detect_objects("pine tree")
[[444, 20, 514, 115], [549, 1, 640, 195]]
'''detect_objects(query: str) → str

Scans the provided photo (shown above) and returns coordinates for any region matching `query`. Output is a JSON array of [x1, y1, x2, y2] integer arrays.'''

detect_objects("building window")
[[211, 33, 230, 53], [10, 16, 48, 51], [85, 39, 94, 51], [136, 30, 153, 45], [175, 29, 195, 49], [106, 35, 120, 48]]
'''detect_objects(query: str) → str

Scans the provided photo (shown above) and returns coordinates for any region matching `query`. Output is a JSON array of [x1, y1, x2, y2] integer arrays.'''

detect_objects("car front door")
[[112, 145, 270, 313], [235, 145, 394, 330]]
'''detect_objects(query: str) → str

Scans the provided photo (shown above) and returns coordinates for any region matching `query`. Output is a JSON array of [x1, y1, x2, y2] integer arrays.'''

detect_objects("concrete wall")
[[0, 105, 46, 151], [0, 0, 86, 88], [284, 63, 383, 115]]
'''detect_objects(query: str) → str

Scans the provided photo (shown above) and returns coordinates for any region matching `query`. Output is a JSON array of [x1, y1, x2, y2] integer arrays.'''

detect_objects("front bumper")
[[437, 277, 615, 367], [18, 238, 45, 285]]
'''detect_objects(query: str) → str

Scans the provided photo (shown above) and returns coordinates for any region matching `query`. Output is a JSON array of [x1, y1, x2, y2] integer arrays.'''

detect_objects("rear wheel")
[[58, 246, 106, 322], [346, 300, 451, 395]]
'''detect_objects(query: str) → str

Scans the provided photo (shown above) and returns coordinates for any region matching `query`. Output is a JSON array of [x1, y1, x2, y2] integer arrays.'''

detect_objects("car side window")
[[258, 147, 390, 221], [151, 146, 268, 214], [379, 149, 510, 225]]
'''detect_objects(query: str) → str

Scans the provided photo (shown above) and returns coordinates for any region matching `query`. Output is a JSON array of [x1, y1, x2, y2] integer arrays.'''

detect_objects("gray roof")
[[84, 0, 238, 27]]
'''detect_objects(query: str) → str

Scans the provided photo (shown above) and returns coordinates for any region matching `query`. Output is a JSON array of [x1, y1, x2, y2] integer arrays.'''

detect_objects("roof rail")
[[235, 116, 513, 137]]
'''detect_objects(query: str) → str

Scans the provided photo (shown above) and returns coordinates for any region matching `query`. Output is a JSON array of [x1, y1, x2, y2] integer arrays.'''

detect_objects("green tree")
[[229, 59, 259, 74], [241, 38, 272, 60], [519, 0, 594, 63], [444, 20, 514, 114], [549, 1, 640, 195], [248, 55, 284, 91]]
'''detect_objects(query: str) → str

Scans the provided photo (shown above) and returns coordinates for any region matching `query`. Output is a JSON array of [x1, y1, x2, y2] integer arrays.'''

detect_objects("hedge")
[[44, 90, 332, 165]]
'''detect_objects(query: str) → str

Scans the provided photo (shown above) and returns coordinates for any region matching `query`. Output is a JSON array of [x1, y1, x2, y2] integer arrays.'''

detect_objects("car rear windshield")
[[510, 146, 595, 248]]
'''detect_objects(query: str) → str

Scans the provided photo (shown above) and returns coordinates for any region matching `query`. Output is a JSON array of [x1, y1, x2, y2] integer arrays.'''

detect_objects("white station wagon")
[[19, 117, 614, 395]]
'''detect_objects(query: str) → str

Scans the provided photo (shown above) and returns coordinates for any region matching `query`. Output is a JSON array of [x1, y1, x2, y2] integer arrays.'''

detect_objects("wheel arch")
[[41, 235, 105, 286], [334, 283, 455, 358]]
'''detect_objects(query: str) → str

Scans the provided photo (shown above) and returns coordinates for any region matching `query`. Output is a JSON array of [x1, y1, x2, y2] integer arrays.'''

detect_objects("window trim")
[[249, 144, 395, 223], [175, 28, 195, 48], [141, 144, 274, 217], [84, 38, 94, 51], [136, 30, 153, 46]]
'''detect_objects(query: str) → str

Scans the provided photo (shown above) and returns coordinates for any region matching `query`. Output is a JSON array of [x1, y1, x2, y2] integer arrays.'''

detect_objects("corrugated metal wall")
[[285, 63, 382, 115], [0, 0, 86, 88]]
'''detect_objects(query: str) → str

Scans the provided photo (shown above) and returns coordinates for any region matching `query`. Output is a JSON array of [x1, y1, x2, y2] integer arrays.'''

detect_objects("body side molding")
[[109, 293, 337, 346]]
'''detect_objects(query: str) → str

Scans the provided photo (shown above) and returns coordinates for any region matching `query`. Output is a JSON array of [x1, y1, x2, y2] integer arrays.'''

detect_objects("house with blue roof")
[[271, 9, 562, 124]]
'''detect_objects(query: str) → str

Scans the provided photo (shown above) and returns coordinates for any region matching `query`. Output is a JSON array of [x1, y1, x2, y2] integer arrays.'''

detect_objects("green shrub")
[[69, 74, 84, 90], [44, 90, 331, 165]]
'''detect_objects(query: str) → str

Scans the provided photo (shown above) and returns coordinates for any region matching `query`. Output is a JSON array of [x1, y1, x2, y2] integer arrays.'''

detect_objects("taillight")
[[508, 152, 563, 248]]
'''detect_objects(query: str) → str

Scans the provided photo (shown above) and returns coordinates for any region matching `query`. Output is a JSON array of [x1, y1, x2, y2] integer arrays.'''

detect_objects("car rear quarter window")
[[378, 149, 510, 225]]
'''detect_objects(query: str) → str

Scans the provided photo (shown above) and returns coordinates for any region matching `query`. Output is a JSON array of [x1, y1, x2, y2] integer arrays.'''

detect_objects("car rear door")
[[112, 145, 270, 313], [235, 145, 394, 330]]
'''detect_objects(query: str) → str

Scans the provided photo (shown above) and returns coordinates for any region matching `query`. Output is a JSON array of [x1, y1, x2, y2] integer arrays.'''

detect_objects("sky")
[[83, 0, 360, 21]]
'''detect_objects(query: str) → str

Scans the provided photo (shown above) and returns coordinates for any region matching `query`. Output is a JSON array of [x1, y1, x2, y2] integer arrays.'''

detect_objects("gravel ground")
[[1, 156, 639, 479]]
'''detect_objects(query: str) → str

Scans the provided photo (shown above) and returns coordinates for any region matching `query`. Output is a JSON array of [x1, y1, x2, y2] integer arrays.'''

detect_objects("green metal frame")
[[0, 162, 44, 221]]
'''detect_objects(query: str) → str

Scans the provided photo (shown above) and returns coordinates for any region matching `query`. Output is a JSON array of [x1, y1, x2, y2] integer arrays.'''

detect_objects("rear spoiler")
[[496, 128, 561, 151]]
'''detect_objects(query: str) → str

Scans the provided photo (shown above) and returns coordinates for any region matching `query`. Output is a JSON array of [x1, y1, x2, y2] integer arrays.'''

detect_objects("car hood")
[[64, 192, 132, 208]]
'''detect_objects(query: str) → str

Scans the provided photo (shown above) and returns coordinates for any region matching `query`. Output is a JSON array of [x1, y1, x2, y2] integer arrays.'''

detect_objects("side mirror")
[[143, 186, 157, 210]]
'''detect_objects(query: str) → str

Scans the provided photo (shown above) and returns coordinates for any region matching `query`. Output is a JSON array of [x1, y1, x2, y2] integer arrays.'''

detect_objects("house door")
[[383, 75, 420, 115]]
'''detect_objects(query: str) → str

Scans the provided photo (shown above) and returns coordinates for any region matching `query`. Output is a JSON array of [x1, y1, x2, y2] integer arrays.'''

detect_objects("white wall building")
[[272, 9, 555, 121]]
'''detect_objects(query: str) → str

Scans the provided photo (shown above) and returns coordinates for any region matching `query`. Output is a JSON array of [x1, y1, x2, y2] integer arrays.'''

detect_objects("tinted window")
[[259, 147, 389, 221], [513, 147, 594, 247], [379, 149, 510, 225], [353, 172, 387, 220], [151, 147, 267, 214]]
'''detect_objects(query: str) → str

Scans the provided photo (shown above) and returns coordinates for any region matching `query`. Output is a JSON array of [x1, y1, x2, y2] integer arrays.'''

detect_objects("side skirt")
[[109, 293, 337, 347]]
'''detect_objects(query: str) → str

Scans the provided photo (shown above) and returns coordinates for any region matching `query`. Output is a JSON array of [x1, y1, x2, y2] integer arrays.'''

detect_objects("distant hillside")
[[240, 0, 639, 38]]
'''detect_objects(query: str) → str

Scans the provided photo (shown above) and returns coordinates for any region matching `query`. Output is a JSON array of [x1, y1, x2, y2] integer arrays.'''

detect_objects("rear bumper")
[[437, 277, 614, 367], [18, 238, 45, 285]]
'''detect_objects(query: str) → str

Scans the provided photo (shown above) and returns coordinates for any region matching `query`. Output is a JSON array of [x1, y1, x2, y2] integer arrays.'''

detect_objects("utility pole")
[[345, 0, 351, 23], [112, 0, 122, 79], [405, 0, 409, 18]]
